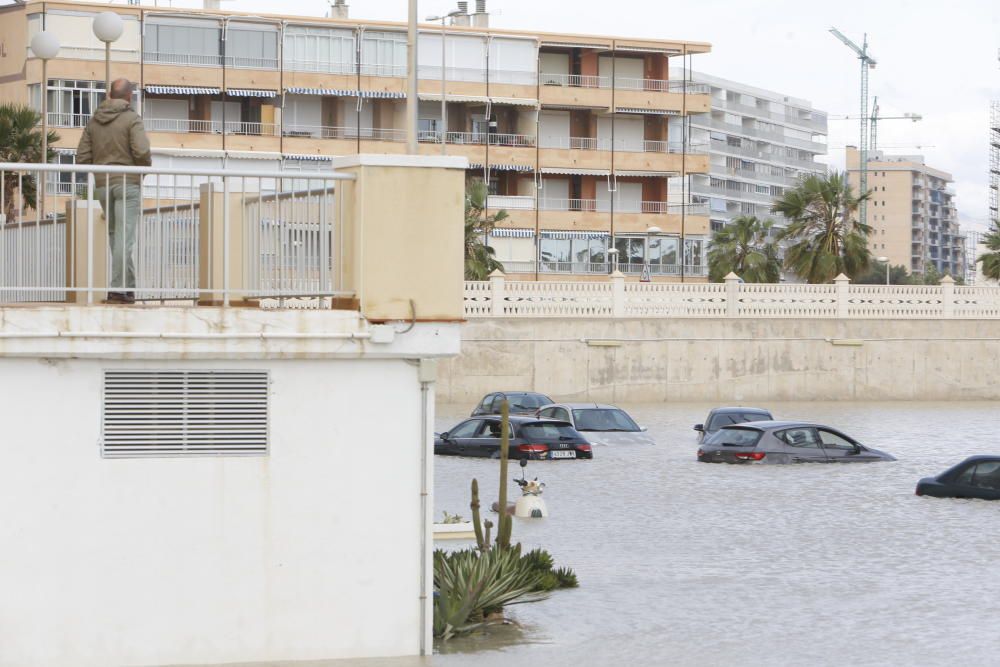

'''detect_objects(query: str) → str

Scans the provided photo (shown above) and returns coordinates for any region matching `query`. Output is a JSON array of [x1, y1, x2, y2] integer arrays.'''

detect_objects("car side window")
[[971, 461, 1000, 490], [490, 395, 505, 413], [777, 428, 821, 448], [817, 429, 857, 451], [538, 407, 555, 418], [448, 420, 482, 438], [555, 408, 570, 422], [478, 419, 503, 438], [477, 394, 494, 411]]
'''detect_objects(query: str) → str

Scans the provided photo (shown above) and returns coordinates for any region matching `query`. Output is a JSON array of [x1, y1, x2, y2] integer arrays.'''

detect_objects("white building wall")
[[0, 352, 433, 666]]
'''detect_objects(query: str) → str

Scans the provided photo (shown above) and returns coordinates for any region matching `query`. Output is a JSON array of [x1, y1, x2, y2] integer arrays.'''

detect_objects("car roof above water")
[[720, 420, 822, 431], [711, 406, 772, 414], [547, 402, 623, 410]]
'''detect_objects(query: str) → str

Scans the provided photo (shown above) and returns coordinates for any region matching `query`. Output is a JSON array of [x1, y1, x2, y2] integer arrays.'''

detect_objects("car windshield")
[[705, 427, 763, 447], [518, 422, 580, 441], [572, 408, 639, 432], [707, 411, 771, 431], [506, 393, 552, 410]]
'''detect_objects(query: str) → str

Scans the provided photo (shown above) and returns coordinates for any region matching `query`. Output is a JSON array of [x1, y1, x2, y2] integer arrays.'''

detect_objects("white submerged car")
[[536, 403, 655, 446]]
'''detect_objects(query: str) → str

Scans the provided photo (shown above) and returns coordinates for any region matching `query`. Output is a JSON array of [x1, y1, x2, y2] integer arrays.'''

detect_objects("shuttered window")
[[101, 370, 269, 458]]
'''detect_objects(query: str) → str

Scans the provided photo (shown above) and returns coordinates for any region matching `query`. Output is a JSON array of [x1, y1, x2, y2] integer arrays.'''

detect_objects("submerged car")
[[536, 403, 654, 446], [435, 415, 592, 460], [696, 421, 895, 464], [470, 391, 554, 417], [916, 456, 1000, 500], [694, 406, 773, 442]]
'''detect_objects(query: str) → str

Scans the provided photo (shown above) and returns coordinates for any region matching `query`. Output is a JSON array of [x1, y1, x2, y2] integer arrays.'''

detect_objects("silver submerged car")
[[694, 406, 773, 443], [537, 403, 655, 446], [697, 421, 896, 464]]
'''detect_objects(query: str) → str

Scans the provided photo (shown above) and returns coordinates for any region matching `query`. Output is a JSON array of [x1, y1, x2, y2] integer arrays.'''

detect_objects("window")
[[572, 409, 639, 432], [101, 370, 269, 458], [706, 427, 762, 447], [144, 19, 222, 66], [478, 394, 495, 411], [448, 420, 483, 439], [227, 25, 279, 69], [818, 429, 856, 451], [707, 411, 771, 431], [541, 234, 608, 273], [40, 79, 106, 127], [518, 423, 580, 440], [360, 31, 407, 77], [968, 461, 1000, 490], [478, 420, 503, 438], [777, 427, 821, 448], [284, 26, 355, 74]]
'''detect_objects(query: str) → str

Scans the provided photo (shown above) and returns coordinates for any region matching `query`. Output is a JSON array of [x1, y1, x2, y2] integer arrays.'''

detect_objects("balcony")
[[713, 97, 828, 133], [613, 79, 711, 114]]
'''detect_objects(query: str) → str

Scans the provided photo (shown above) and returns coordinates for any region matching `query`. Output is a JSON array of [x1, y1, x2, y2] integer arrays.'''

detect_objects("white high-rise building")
[[671, 70, 828, 235]]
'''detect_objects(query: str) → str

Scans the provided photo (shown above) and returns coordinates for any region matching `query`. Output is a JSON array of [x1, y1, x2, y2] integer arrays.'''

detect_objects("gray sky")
[[168, 0, 1000, 230]]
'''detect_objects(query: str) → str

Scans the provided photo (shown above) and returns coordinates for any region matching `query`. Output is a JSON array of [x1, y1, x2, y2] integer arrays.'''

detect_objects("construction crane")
[[830, 98, 922, 153], [830, 27, 877, 227]]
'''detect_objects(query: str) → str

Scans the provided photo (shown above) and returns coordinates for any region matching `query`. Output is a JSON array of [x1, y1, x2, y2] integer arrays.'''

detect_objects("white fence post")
[[489, 268, 505, 317], [834, 273, 850, 318], [725, 272, 741, 317], [611, 270, 625, 318], [940, 275, 955, 317]]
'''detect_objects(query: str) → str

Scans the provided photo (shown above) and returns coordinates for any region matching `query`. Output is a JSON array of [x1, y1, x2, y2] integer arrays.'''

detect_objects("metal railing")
[[49, 46, 140, 62], [358, 63, 408, 77], [0, 162, 353, 306], [614, 78, 710, 94], [146, 118, 220, 134], [223, 121, 280, 137], [465, 274, 1000, 319], [538, 136, 611, 151], [283, 125, 406, 141], [46, 112, 92, 128], [539, 72, 611, 89], [142, 51, 225, 67], [486, 195, 535, 210]]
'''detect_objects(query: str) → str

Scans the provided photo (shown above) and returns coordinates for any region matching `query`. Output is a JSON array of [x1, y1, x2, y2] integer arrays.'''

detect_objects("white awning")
[[540, 167, 611, 176], [540, 230, 609, 240], [615, 107, 678, 116], [285, 87, 348, 96], [284, 154, 334, 162], [145, 85, 220, 95], [418, 93, 489, 104], [359, 90, 405, 99], [225, 151, 282, 160], [490, 228, 535, 238], [226, 89, 277, 98], [614, 45, 682, 55], [469, 163, 533, 172], [490, 97, 539, 108], [540, 40, 611, 50]]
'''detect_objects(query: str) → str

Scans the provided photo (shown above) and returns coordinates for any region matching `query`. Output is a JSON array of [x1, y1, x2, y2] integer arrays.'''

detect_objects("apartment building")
[[847, 147, 966, 279], [0, 0, 713, 281], [671, 69, 828, 235]]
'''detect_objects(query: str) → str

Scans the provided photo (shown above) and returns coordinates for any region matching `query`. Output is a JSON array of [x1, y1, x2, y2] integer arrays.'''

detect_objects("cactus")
[[497, 399, 513, 549], [470, 478, 486, 550], [483, 519, 493, 548]]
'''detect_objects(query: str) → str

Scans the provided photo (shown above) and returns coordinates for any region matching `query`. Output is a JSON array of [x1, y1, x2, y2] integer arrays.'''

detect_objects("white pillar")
[[940, 274, 955, 318], [834, 273, 851, 319], [724, 271, 741, 318], [610, 270, 625, 318], [489, 268, 505, 317]]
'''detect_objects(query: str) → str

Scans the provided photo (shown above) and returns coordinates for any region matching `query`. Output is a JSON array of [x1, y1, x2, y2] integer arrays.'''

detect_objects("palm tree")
[[772, 172, 872, 283], [465, 178, 508, 280], [0, 104, 59, 221], [979, 224, 1000, 282], [707, 215, 782, 283]]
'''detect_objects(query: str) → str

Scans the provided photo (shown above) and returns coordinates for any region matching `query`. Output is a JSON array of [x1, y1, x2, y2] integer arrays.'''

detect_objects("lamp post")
[[92, 12, 124, 100], [877, 255, 890, 285], [426, 10, 462, 155], [30, 32, 60, 168], [607, 247, 619, 274], [642, 225, 661, 282]]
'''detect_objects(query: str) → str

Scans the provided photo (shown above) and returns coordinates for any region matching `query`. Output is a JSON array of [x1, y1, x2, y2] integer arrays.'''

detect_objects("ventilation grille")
[[102, 370, 269, 458]]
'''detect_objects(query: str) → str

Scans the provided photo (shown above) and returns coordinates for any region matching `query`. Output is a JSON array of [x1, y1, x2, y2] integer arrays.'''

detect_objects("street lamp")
[[426, 10, 463, 155], [30, 32, 60, 168], [877, 255, 890, 285], [607, 247, 619, 274], [92, 12, 124, 100], [643, 225, 662, 282]]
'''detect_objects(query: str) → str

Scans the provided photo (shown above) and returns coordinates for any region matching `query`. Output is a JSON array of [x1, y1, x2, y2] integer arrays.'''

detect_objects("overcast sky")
[[165, 0, 999, 230]]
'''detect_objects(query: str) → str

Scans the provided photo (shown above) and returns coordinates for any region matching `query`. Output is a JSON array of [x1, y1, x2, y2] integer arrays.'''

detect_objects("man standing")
[[76, 78, 151, 304]]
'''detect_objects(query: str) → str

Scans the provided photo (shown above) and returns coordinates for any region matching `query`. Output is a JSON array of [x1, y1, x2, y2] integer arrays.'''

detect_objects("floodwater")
[[427, 401, 1000, 667]]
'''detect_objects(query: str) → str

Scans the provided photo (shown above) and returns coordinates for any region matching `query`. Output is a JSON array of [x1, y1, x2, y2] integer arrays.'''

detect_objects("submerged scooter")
[[514, 458, 548, 518]]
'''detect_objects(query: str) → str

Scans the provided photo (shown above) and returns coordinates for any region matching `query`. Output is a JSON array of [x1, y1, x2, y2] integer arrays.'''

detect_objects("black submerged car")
[[916, 456, 1000, 500], [697, 421, 896, 464], [435, 415, 592, 460]]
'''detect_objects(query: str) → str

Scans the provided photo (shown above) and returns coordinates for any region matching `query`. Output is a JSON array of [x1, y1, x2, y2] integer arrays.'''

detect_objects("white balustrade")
[[464, 273, 1000, 319]]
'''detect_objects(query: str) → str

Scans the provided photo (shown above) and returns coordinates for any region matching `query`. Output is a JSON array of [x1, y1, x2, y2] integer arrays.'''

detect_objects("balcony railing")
[[224, 121, 280, 137], [142, 51, 224, 67], [539, 72, 610, 89], [50, 45, 139, 62], [615, 78, 710, 94], [358, 63, 408, 78], [487, 195, 535, 210], [146, 118, 220, 134], [713, 97, 828, 132], [538, 136, 611, 151], [536, 199, 709, 215], [46, 112, 91, 128], [0, 162, 352, 305]]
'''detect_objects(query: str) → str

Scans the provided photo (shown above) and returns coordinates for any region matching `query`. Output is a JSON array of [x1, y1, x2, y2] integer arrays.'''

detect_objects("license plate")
[[550, 450, 576, 459]]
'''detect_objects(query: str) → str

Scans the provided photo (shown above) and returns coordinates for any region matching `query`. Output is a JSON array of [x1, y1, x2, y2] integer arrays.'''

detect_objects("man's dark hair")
[[109, 78, 134, 101]]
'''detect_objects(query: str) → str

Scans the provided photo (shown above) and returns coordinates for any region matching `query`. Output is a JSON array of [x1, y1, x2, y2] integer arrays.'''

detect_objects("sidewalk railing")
[[0, 162, 353, 306], [465, 272, 1000, 318]]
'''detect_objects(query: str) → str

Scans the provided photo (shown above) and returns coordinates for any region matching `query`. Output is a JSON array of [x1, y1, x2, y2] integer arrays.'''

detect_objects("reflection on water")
[[432, 401, 1000, 667]]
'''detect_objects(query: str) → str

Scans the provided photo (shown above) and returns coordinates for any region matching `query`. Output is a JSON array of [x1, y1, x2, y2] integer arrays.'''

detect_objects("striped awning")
[[616, 107, 678, 116], [540, 230, 610, 240], [285, 87, 348, 96], [360, 90, 406, 99], [284, 154, 334, 162], [226, 89, 277, 98], [615, 170, 673, 178], [490, 228, 534, 238], [53, 147, 77, 155], [418, 93, 489, 104], [540, 167, 611, 176], [145, 85, 220, 95], [490, 96, 539, 107], [469, 163, 533, 172]]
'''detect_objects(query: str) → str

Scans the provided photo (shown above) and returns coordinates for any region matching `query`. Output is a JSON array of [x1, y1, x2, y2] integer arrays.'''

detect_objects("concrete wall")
[[438, 318, 1000, 402]]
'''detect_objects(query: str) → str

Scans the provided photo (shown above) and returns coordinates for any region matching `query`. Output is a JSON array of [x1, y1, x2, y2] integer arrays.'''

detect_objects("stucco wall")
[[0, 356, 430, 667], [438, 318, 1000, 402]]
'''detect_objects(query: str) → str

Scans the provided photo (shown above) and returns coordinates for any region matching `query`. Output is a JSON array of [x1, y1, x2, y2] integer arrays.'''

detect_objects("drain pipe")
[[417, 358, 438, 654]]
